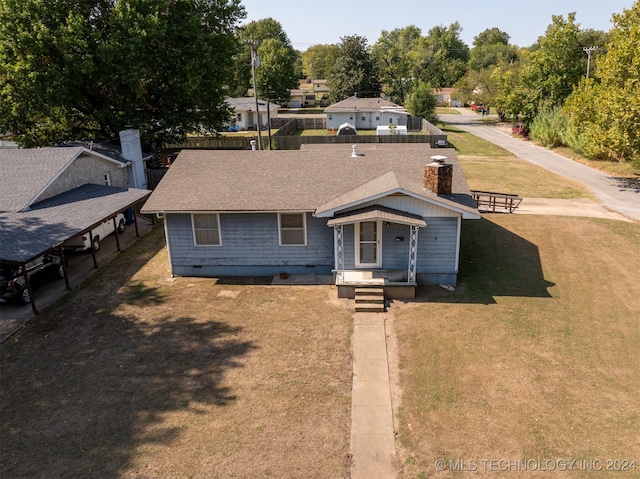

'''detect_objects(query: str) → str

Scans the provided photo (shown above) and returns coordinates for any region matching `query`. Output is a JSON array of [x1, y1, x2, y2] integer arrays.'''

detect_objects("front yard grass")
[[0, 227, 353, 478], [394, 214, 640, 478]]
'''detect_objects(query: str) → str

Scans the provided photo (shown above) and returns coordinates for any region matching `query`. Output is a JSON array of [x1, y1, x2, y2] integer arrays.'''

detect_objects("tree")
[[329, 35, 380, 102], [564, 1, 640, 167], [371, 26, 422, 104], [520, 13, 585, 115], [410, 22, 469, 88], [0, 0, 245, 147], [230, 18, 296, 97], [468, 28, 519, 71], [473, 27, 511, 47], [404, 80, 437, 124], [301, 44, 340, 80], [256, 38, 298, 100]]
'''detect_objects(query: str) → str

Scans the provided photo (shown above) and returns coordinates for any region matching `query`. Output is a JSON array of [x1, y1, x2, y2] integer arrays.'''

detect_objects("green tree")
[[410, 22, 469, 88], [564, 1, 640, 167], [256, 38, 298, 101], [521, 13, 585, 116], [0, 0, 245, 147], [473, 27, 511, 47], [301, 44, 339, 80], [404, 80, 437, 124], [371, 26, 422, 104], [328, 35, 381, 102], [230, 18, 296, 97], [468, 28, 519, 71]]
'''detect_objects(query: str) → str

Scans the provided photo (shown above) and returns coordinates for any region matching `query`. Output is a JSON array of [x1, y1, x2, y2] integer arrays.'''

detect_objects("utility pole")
[[249, 40, 263, 150], [583, 46, 598, 79]]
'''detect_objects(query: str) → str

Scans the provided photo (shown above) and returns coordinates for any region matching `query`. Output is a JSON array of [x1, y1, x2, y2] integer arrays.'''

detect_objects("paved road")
[[439, 110, 640, 222]]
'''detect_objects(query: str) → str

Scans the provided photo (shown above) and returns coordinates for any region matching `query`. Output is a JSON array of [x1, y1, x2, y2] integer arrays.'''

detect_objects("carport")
[[0, 184, 151, 315]]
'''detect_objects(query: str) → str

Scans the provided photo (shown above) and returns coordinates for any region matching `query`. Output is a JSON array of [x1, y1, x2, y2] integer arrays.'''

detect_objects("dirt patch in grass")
[[0, 228, 354, 478], [393, 215, 640, 478]]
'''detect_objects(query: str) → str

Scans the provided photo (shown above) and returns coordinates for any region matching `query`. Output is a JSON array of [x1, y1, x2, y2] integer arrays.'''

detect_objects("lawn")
[[393, 215, 640, 478], [0, 227, 354, 478]]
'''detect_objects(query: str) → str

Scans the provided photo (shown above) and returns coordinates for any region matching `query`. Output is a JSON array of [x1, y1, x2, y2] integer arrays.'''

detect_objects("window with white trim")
[[104, 173, 111, 186], [278, 213, 306, 246], [192, 213, 221, 246]]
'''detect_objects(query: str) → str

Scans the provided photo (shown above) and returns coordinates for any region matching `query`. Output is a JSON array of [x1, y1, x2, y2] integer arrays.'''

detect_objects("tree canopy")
[[329, 35, 380, 102], [301, 44, 340, 81], [0, 0, 245, 147], [564, 1, 640, 167], [230, 17, 297, 97], [371, 26, 422, 104], [256, 38, 298, 101]]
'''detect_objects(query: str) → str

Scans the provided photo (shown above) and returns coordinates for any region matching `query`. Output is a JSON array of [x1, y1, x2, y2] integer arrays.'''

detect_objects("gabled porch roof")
[[326, 205, 427, 227]]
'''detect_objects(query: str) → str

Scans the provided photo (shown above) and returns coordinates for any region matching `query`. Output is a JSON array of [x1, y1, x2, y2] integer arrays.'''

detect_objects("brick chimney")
[[424, 155, 453, 195]]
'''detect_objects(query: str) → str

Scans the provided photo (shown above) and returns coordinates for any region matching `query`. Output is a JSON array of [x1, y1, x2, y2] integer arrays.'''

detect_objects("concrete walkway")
[[439, 110, 640, 222], [350, 312, 396, 478]]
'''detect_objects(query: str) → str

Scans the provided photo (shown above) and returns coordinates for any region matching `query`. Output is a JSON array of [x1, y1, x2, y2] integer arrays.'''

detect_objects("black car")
[[0, 254, 65, 305]]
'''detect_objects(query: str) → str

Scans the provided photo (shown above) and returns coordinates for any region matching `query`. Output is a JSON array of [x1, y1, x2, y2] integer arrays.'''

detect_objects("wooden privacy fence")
[[273, 134, 447, 150], [165, 118, 448, 151]]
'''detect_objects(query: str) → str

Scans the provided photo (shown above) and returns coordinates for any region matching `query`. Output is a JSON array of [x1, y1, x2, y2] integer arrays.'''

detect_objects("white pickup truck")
[[64, 213, 126, 252]]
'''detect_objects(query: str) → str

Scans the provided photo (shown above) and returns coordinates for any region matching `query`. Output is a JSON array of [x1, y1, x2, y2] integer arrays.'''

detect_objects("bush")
[[529, 108, 570, 148]]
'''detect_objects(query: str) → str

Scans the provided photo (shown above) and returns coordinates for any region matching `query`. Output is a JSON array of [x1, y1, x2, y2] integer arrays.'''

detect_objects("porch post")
[[407, 225, 419, 284], [334, 224, 345, 284]]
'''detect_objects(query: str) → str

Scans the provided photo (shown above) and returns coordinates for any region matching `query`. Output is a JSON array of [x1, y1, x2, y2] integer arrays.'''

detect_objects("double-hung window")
[[193, 213, 221, 246], [278, 213, 306, 246]]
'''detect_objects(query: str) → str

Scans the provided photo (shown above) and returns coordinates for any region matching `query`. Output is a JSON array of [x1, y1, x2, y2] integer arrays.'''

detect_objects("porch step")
[[354, 288, 386, 313]]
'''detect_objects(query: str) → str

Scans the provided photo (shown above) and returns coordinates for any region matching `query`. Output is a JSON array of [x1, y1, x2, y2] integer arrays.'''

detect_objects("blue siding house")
[[141, 144, 480, 297]]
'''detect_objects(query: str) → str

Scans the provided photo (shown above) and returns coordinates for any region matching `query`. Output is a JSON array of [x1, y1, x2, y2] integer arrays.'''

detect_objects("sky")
[[239, 0, 636, 50]]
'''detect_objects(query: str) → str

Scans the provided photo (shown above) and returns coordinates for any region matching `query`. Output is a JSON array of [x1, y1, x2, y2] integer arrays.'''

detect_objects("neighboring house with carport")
[[141, 144, 480, 298], [227, 97, 280, 131], [324, 96, 410, 131], [0, 147, 151, 314]]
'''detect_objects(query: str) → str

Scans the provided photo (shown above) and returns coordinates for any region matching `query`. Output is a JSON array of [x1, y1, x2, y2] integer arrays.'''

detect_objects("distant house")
[[0, 145, 151, 311], [227, 97, 280, 131], [297, 79, 330, 107], [140, 144, 480, 298], [432, 88, 461, 107], [324, 96, 410, 131]]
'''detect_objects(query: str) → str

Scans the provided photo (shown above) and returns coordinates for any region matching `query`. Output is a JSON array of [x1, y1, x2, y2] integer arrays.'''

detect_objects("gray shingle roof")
[[0, 147, 83, 212], [141, 145, 479, 218], [0, 184, 151, 263], [324, 96, 407, 113], [227, 97, 280, 113]]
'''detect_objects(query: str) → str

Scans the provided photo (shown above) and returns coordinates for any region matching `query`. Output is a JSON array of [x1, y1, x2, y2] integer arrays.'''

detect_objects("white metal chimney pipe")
[[351, 144, 358, 157], [119, 127, 147, 190]]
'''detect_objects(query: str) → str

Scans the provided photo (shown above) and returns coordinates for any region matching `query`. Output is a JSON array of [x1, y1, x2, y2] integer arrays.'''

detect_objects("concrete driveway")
[[0, 216, 155, 342], [439, 109, 640, 222]]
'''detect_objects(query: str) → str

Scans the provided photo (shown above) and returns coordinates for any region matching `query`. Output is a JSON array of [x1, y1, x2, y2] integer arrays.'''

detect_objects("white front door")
[[355, 221, 381, 268]]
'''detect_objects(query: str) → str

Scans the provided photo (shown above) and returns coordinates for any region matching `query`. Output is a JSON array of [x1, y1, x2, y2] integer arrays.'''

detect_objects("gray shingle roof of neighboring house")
[[324, 96, 408, 113], [140, 145, 479, 218], [0, 147, 84, 213], [0, 147, 127, 213], [227, 97, 280, 113], [0, 184, 150, 263]]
